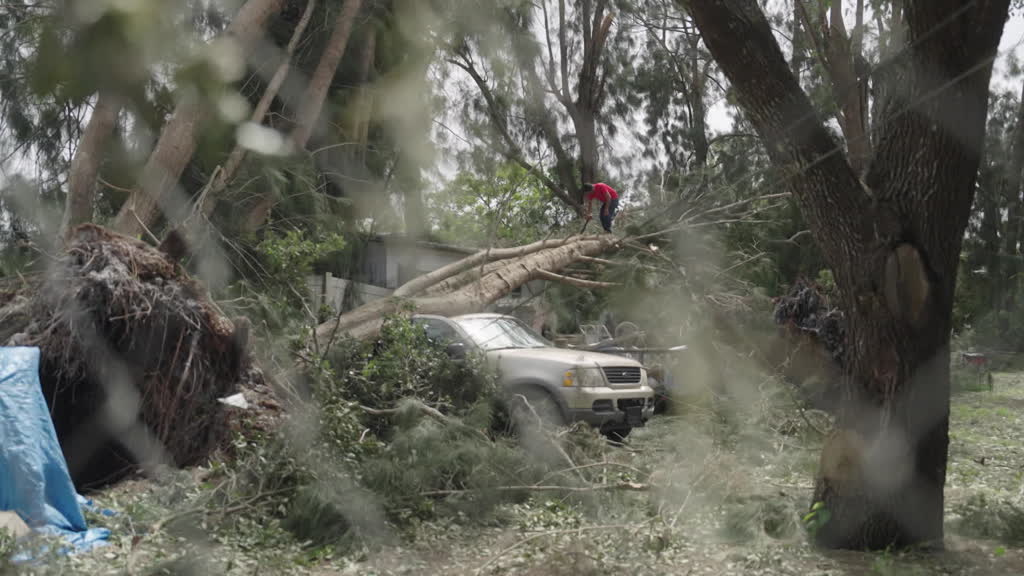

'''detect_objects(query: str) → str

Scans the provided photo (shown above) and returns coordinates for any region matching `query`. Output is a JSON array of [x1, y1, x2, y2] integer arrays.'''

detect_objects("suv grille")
[[602, 366, 642, 385]]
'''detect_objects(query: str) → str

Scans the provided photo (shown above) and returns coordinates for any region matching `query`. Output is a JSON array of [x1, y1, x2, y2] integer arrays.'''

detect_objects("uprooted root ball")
[[4, 224, 252, 488]]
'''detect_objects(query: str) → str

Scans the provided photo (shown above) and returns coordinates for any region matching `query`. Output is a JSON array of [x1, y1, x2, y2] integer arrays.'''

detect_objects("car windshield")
[[454, 317, 551, 351]]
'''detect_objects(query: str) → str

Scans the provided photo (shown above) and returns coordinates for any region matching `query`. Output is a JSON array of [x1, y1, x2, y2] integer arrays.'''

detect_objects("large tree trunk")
[[689, 0, 1009, 550], [314, 235, 619, 341], [244, 0, 363, 232], [60, 89, 121, 240], [111, 0, 285, 238]]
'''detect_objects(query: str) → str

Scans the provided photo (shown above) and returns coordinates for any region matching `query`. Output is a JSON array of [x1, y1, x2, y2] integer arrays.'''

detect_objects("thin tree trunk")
[[1002, 81, 1024, 313], [689, 0, 1009, 550], [244, 0, 363, 232], [290, 0, 363, 150], [791, 0, 806, 84], [351, 26, 376, 161], [111, 0, 285, 238], [60, 89, 121, 240], [202, 0, 317, 218], [824, 0, 870, 174], [979, 165, 1002, 306], [573, 9, 613, 194]]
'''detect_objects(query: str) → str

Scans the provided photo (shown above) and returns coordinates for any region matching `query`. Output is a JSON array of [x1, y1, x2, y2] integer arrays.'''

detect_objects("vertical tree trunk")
[[790, 0, 806, 85], [244, 0, 363, 233], [351, 26, 377, 161], [823, 0, 871, 175], [688, 33, 710, 169], [1002, 81, 1024, 312], [111, 0, 285, 238], [290, 0, 364, 150], [202, 0, 317, 218], [689, 0, 1009, 550], [60, 89, 121, 240], [573, 8, 613, 195], [980, 179, 1002, 306]]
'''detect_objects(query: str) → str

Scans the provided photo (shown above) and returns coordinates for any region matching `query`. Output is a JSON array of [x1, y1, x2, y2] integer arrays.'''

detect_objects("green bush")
[[324, 313, 497, 420], [226, 314, 559, 549]]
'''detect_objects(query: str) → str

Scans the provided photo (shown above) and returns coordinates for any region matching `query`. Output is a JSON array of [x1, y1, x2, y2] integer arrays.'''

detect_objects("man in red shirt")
[[583, 182, 619, 233]]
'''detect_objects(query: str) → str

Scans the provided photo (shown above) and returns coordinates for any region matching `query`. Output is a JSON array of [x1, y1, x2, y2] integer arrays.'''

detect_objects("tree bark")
[[244, 0, 363, 232], [689, 0, 1009, 550], [60, 89, 121, 241], [111, 0, 286, 238], [572, 7, 613, 195]]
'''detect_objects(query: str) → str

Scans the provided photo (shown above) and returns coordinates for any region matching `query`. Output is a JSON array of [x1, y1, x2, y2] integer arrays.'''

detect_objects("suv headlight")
[[562, 366, 606, 387]]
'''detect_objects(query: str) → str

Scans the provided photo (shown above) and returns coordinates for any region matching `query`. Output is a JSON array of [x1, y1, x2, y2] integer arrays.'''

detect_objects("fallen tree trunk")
[[314, 234, 621, 343]]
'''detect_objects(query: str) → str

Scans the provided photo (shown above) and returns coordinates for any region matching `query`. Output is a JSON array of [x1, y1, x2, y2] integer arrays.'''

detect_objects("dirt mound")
[[3, 224, 252, 489]]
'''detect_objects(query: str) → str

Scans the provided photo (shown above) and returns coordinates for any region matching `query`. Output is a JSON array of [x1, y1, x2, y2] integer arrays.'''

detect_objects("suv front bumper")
[[564, 386, 655, 428]]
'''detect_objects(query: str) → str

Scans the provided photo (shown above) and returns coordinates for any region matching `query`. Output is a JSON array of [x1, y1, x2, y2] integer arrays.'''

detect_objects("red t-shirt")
[[584, 183, 618, 203]]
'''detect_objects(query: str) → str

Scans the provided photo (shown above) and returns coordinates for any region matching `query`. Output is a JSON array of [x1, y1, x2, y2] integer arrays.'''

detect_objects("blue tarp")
[[0, 347, 109, 555]]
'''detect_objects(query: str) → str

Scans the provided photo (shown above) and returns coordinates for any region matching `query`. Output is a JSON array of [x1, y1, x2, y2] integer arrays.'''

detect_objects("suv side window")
[[415, 318, 459, 345]]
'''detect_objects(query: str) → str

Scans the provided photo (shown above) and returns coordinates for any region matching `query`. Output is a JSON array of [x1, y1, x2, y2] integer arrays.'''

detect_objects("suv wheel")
[[509, 388, 565, 431], [602, 426, 632, 442]]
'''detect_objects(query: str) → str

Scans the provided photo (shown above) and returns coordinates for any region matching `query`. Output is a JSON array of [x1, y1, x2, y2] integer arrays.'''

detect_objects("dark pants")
[[600, 198, 619, 232]]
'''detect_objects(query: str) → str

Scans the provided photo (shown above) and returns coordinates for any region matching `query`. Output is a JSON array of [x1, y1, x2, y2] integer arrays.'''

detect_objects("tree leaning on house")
[[687, 0, 1010, 550]]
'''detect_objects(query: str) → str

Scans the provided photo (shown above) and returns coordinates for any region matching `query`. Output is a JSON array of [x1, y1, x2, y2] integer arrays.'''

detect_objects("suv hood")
[[485, 347, 642, 368]]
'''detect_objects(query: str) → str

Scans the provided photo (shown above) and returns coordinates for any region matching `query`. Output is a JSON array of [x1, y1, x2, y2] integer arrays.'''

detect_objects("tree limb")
[[535, 269, 619, 289]]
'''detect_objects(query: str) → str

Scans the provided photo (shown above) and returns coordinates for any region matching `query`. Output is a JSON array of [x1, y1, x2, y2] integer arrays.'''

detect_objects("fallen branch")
[[420, 482, 649, 497], [535, 269, 620, 289], [360, 400, 490, 440], [575, 255, 620, 266]]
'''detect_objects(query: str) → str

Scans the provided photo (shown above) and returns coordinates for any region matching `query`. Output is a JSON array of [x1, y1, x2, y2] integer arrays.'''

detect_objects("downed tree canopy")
[[1, 224, 254, 489]]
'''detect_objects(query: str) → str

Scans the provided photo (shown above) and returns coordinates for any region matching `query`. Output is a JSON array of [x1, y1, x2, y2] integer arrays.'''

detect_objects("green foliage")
[[257, 229, 346, 285], [225, 314, 531, 550], [326, 313, 497, 415], [429, 163, 573, 247], [802, 500, 832, 536], [0, 528, 13, 572]]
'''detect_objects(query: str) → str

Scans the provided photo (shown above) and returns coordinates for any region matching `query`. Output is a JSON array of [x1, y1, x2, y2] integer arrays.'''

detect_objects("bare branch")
[[535, 269, 619, 289]]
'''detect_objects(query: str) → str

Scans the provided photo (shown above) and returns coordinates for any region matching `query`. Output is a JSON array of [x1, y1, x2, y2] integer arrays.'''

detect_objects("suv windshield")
[[454, 317, 551, 351]]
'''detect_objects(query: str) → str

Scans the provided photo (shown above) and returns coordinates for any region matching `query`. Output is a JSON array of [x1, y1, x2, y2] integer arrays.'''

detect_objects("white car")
[[412, 313, 655, 439]]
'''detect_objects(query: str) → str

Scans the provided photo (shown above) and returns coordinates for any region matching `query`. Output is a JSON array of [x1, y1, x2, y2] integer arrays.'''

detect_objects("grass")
[[15, 370, 1024, 575]]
